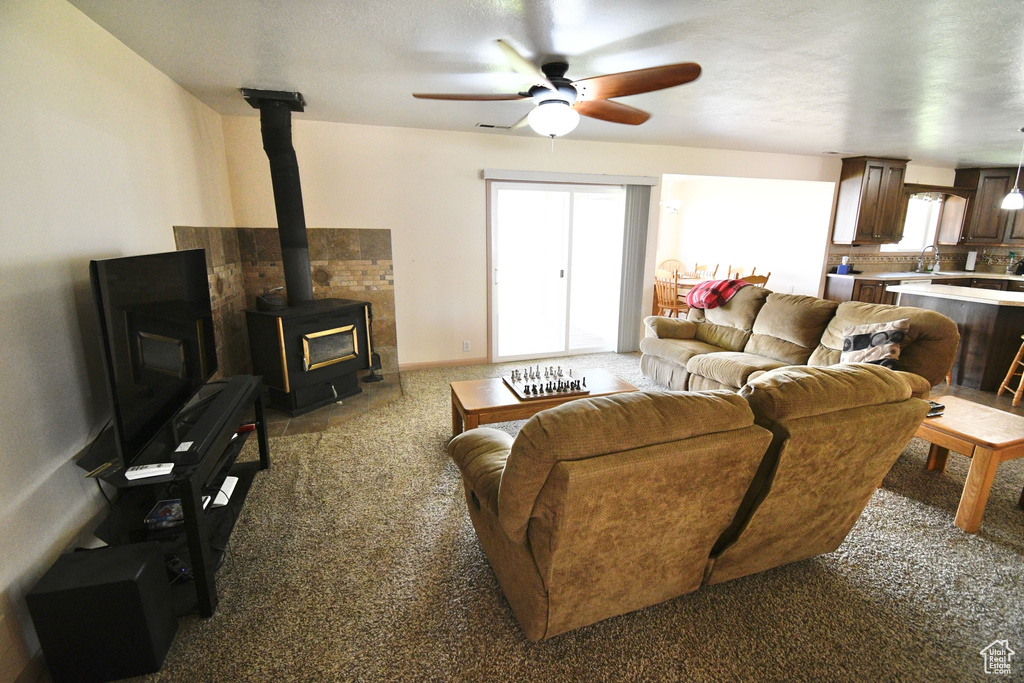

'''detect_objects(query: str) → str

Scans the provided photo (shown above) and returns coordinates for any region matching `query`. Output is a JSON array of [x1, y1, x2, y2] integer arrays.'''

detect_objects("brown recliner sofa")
[[640, 287, 959, 395], [449, 364, 927, 641]]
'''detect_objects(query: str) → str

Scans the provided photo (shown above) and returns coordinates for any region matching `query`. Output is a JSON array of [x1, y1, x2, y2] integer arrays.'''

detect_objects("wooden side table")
[[915, 395, 1024, 533]]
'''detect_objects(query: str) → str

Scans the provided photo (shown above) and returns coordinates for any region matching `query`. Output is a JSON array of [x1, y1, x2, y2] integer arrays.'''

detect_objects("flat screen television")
[[90, 248, 217, 469]]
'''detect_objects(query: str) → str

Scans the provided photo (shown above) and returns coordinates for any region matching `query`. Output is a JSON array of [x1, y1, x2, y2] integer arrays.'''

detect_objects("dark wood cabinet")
[[832, 157, 909, 244], [954, 167, 1024, 245], [1007, 280, 1024, 292], [824, 277, 897, 305], [854, 279, 897, 304], [900, 184, 974, 246], [971, 278, 1009, 291]]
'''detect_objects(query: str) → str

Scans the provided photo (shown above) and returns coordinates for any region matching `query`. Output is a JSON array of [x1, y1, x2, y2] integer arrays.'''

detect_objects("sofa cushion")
[[808, 301, 960, 386], [740, 363, 912, 421], [639, 337, 726, 367], [644, 316, 697, 340], [686, 285, 770, 351], [744, 293, 838, 365], [708, 364, 928, 586], [840, 318, 909, 370], [497, 390, 756, 544], [686, 352, 789, 389]]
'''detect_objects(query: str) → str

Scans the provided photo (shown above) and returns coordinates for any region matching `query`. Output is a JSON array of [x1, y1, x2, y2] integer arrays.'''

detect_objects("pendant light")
[[1001, 127, 1024, 210]]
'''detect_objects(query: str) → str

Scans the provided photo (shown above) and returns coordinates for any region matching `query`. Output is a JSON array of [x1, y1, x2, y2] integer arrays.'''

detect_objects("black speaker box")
[[26, 542, 177, 683]]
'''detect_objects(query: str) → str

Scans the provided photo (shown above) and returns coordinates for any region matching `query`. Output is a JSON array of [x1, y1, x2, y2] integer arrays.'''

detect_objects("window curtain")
[[617, 184, 651, 352]]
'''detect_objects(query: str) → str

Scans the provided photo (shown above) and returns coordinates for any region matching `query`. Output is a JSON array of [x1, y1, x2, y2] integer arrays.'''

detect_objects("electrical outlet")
[[463, 340, 471, 352]]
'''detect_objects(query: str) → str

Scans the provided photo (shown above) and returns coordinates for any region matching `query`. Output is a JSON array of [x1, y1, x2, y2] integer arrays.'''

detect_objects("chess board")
[[502, 376, 590, 401]]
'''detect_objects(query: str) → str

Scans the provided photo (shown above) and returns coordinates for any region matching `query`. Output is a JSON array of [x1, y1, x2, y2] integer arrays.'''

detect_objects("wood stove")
[[240, 88, 380, 416], [246, 299, 373, 416]]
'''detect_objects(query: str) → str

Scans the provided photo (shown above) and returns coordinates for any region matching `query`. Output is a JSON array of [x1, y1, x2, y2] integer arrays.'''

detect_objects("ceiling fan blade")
[[510, 110, 532, 130], [574, 62, 701, 100], [496, 39, 558, 92], [574, 99, 651, 125], [413, 92, 528, 101]]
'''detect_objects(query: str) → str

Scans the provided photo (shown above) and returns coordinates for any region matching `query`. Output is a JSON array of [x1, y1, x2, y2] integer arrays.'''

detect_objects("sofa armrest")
[[895, 370, 932, 399], [448, 428, 513, 516], [644, 315, 697, 340]]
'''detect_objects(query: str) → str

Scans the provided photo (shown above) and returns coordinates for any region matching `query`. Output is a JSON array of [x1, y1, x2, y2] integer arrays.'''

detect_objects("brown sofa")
[[640, 287, 959, 395], [448, 364, 927, 640]]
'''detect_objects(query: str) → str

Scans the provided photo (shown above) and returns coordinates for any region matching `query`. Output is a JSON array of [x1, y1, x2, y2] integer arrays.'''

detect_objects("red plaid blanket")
[[685, 279, 749, 310]]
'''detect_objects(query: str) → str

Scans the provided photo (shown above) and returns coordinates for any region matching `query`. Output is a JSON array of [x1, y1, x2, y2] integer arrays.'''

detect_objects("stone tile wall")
[[825, 243, 1020, 274], [173, 226, 399, 380]]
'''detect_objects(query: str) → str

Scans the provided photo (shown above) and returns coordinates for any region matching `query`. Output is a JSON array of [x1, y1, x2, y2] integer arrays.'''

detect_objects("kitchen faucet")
[[917, 245, 940, 273]]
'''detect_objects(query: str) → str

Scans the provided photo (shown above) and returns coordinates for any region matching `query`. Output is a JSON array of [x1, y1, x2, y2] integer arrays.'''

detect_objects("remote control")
[[124, 462, 174, 480]]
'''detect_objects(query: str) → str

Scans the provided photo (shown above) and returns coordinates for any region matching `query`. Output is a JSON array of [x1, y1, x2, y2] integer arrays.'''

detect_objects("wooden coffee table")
[[916, 395, 1024, 533], [450, 368, 638, 437]]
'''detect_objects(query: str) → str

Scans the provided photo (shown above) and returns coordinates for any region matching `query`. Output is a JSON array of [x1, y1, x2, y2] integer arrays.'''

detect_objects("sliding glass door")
[[490, 182, 625, 362]]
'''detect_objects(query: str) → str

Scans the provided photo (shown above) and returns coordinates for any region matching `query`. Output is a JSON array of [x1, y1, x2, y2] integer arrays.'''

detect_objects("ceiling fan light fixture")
[[1002, 127, 1024, 210], [527, 100, 580, 138]]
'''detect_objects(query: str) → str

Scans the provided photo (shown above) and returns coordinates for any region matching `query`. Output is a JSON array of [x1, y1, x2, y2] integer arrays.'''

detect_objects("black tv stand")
[[93, 375, 269, 617]]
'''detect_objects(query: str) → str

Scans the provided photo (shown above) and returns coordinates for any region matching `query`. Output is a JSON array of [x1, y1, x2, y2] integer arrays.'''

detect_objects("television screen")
[[90, 249, 217, 467]]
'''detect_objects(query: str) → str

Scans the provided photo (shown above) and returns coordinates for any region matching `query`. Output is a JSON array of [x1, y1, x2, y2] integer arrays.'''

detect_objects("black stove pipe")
[[243, 89, 314, 305]]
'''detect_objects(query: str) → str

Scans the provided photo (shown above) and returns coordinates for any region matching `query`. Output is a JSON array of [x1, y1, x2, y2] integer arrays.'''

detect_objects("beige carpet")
[[141, 353, 1024, 682]]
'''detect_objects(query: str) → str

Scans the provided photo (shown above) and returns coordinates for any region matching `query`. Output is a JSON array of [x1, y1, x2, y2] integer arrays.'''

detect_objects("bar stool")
[[997, 334, 1024, 407]]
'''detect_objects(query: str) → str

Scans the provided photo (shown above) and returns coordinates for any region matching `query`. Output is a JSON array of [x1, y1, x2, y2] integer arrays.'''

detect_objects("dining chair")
[[654, 272, 688, 317], [679, 263, 719, 279], [727, 265, 756, 279], [743, 272, 770, 287], [658, 258, 683, 273], [695, 263, 719, 279]]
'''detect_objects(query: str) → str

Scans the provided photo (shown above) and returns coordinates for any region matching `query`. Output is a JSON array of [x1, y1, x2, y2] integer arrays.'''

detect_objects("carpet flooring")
[[143, 353, 1024, 682]]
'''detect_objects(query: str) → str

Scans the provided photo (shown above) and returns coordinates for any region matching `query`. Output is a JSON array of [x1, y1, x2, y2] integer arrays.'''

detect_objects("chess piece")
[[582, 377, 586, 388]]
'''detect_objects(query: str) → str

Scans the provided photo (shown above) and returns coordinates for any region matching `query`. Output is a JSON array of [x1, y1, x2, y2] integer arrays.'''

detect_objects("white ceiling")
[[69, 0, 1024, 168]]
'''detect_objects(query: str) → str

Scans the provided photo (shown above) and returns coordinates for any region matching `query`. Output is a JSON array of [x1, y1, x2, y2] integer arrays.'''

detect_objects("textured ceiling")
[[69, 0, 1024, 167]]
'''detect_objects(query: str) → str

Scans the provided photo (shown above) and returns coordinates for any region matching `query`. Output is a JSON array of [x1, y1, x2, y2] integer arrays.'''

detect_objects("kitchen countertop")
[[826, 270, 1024, 282], [885, 283, 1024, 307]]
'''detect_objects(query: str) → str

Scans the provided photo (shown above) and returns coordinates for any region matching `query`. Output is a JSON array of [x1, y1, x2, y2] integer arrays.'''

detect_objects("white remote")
[[124, 462, 174, 480]]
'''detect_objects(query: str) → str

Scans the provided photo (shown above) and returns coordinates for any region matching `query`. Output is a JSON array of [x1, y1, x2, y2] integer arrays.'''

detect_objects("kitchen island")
[[885, 283, 1024, 391], [824, 270, 1024, 304]]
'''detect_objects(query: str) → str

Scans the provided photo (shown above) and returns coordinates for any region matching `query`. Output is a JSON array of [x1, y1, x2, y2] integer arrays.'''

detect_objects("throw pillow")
[[840, 318, 909, 370]]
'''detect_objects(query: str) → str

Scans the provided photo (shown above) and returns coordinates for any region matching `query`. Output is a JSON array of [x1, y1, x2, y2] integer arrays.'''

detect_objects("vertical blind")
[[616, 184, 652, 353]]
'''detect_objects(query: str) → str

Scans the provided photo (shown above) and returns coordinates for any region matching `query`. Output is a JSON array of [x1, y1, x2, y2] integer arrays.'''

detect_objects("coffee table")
[[450, 368, 638, 438], [915, 395, 1024, 533]]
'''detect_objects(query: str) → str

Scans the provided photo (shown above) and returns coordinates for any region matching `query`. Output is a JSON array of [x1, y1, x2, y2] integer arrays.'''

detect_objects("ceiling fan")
[[413, 40, 701, 138]]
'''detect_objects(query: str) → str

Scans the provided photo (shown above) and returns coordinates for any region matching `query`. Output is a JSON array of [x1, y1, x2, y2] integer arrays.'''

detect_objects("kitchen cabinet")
[[971, 278, 1009, 291], [825, 277, 897, 304], [832, 157, 909, 245], [854, 279, 897, 304], [954, 167, 1024, 245], [900, 184, 974, 246]]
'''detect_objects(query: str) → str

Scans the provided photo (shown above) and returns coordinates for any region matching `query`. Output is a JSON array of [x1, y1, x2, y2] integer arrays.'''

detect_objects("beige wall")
[[222, 117, 843, 365], [0, 0, 235, 654]]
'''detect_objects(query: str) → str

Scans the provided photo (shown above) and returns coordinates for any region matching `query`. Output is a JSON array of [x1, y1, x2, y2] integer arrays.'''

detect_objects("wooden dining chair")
[[658, 259, 683, 273], [743, 272, 770, 287], [727, 265, 756, 279], [679, 263, 719, 279], [654, 272, 688, 318], [695, 263, 719, 279]]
